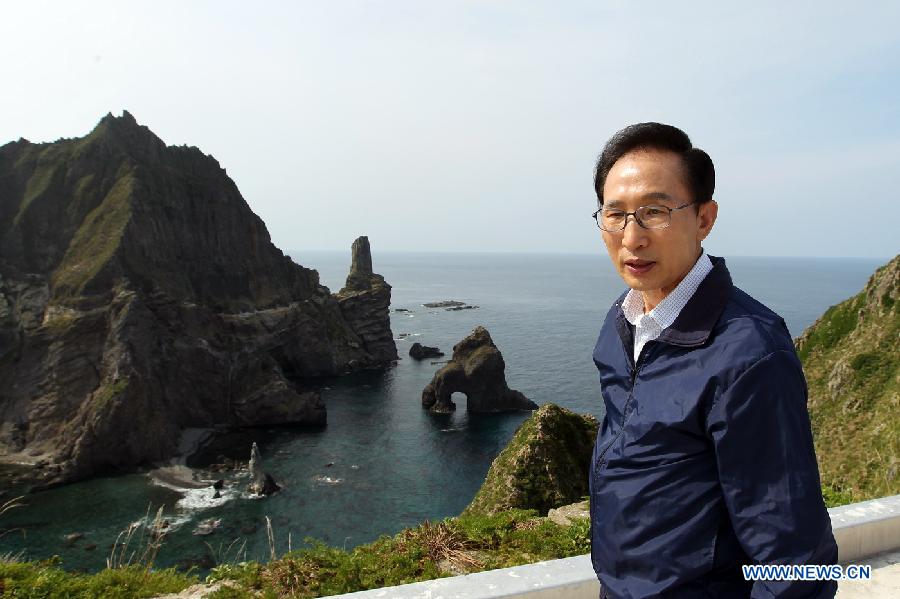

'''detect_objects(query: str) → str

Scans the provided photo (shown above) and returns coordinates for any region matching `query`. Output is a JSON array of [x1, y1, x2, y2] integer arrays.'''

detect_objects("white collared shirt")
[[621, 252, 713, 363]]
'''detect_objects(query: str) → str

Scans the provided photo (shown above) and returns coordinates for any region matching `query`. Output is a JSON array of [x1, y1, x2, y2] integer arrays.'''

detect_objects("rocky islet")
[[421, 326, 538, 413], [408, 342, 444, 360]]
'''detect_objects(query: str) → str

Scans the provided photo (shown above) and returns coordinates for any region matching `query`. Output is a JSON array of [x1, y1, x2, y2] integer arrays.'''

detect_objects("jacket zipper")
[[593, 343, 653, 473]]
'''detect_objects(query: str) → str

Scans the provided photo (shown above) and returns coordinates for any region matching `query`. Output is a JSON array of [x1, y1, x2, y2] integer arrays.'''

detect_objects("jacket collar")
[[615, 255, 733, 351]]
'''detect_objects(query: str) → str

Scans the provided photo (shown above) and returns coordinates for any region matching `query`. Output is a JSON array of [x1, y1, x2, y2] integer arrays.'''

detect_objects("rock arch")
[[421, 326, 537, 413]]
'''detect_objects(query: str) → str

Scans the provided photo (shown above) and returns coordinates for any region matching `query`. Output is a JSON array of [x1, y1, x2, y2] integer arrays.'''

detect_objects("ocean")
[[0, 252, 885, 572]]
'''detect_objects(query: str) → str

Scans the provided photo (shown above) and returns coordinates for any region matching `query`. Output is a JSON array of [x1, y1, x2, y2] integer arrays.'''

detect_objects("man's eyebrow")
[[640, 191, 674, 202], [604, 192, 674, 208]]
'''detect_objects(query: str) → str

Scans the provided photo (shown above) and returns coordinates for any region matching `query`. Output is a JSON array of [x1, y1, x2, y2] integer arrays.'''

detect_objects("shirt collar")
[[615, 254, 734, 353], [621, 252, 713, 330]]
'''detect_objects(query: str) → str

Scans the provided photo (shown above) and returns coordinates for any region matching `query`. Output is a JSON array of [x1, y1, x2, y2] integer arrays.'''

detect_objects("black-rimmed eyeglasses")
[[592, 202, 695, 232]]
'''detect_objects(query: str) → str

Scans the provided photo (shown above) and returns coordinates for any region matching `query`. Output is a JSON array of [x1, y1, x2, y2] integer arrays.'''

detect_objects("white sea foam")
[[313, 474, 344, 485], [156, 512, 193, 533], [175, 485, 239, 510]]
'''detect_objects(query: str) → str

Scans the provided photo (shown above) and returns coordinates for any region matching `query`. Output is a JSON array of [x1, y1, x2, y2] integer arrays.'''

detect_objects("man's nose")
[[621, 215, 648, 251]]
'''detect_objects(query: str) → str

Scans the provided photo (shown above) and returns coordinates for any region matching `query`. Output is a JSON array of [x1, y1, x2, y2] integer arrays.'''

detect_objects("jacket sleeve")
[[706, 349, 839, 598]]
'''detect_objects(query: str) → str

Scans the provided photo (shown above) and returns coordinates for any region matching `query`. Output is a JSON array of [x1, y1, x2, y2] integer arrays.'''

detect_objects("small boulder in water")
[[192, 518, 222, 536], [409, 343, 444, 360]]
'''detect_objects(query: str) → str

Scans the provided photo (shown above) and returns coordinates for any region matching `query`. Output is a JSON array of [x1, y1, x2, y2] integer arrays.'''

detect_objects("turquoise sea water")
[[0, 252, 885, 572]]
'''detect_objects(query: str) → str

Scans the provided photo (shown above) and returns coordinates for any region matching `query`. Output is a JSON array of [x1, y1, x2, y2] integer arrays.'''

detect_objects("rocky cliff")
[[797, 254, 899, 503], [463, 403, 598, 516], [0, 111, 397, 487]]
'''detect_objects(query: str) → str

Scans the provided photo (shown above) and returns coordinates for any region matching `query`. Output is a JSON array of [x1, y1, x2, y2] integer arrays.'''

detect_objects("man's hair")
[[593, 122, 715, 207]]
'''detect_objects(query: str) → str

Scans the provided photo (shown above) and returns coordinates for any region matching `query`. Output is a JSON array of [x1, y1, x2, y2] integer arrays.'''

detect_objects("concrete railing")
[[330, 494, 900, 598], [831, 493, 900, 563]]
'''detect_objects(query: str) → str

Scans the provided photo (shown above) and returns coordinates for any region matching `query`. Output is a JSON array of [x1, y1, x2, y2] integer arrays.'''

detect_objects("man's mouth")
[[624, 258, 656, 275]]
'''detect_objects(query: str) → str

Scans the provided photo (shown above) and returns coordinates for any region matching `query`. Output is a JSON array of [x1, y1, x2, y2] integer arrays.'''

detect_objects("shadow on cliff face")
[[0, 113, 398, 488], [183, 368, 396, 470], [183, 430, 296, 470]]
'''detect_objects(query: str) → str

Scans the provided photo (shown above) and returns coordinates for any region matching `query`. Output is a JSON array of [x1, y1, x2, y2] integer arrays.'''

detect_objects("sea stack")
[[421, 326, 538, 413], [334, 236, 399, 367], [247, 442, 280, 496]]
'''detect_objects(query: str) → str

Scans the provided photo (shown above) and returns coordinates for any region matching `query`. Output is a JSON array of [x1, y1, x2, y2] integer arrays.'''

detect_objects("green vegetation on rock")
[[797, 254, 900, 504], [464, 403, 598, 516], [51, 170, 134, 299], [203, 508, 589, 598], [91, 378, 130, 413], [796, 295, 862, 363], [0, 559, 195, 598], [13, 155, 62, 226]]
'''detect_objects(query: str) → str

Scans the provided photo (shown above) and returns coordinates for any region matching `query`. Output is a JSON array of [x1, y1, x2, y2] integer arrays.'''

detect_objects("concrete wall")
[[330, 494, 900, 598]]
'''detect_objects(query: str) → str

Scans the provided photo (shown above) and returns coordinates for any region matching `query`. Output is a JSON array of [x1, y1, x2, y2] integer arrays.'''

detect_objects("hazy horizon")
[[289, 247, 894, 261], [3, 1, 898, 259]]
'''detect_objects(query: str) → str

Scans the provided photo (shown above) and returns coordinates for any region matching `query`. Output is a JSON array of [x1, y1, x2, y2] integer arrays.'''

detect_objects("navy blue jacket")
[[589, 256, 838, 598]]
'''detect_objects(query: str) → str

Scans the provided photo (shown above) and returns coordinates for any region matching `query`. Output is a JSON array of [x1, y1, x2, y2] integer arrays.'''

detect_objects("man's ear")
[[697, 200, 718, 242]]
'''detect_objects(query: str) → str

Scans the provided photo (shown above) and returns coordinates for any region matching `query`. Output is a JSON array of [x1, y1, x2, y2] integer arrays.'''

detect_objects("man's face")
[[600, 148, 717, 308]]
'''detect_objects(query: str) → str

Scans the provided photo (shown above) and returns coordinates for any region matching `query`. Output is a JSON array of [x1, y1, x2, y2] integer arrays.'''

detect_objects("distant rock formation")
[[0, 111, 395, 487], [463, 404, 598, 516], [334, 236, 398, 367], [423, 300, 466, 308], [247, 442, 280, 496], [797, 254, 899, 503], [409, 342, 443, 360], [421, 326, 538, 413], [423, 300, 479, 311]]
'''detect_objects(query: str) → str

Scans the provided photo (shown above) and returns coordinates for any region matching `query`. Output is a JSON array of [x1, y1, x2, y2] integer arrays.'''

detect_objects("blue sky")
[[2, 1, 898, 258]]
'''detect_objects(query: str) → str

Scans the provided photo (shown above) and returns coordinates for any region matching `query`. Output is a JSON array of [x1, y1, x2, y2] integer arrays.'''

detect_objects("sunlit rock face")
[[796, 254, 899, 503], [463, 403, 598, 516]]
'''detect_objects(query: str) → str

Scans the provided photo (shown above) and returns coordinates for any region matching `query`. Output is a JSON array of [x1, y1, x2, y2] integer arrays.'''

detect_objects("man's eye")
[[642, 206, 666, 218], [604, 211, 625, 220]]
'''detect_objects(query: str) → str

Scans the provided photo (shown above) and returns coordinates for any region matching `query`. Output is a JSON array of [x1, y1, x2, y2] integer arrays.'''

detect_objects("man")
[[588, 123, 838, 598]]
